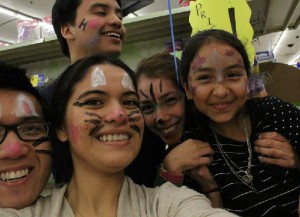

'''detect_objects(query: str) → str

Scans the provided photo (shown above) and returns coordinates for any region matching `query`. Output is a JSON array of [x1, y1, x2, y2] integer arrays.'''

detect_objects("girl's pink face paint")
[[87, 18, 103, 30], [71, 125, 79, 144]]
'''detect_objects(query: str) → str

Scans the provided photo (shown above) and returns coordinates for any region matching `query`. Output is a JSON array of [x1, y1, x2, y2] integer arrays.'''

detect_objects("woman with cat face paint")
[[136, 53, 222, 208], [0, 55, 237, 217], [181, 29, 300, 216]]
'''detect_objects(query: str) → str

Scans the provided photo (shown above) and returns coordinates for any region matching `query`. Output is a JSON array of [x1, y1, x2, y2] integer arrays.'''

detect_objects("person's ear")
[[181, 81, 194, 100], [56, 126, 68, 142], [61, 23, 75, 40]]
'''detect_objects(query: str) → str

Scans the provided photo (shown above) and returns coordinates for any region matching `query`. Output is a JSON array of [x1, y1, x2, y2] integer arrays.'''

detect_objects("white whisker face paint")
[[13, 94, 39, 117], [122, 73, 134, 91], [91, 67, 106, 87]]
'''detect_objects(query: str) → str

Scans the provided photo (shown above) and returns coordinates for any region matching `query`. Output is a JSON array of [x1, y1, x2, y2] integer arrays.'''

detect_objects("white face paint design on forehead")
[[122, 73, 134, 91], [91, 67, 106, 87], [205, 50, 227, 83], [13, 94, 39, 117]]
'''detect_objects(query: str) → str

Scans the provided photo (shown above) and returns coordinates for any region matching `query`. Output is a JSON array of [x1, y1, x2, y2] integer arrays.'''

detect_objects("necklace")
[[211, 116, 256, 191]]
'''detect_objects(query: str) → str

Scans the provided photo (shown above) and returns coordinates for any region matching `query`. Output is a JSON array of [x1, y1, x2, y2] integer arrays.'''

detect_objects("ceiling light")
[[288, 52, 300, 65], [273, 28, 289, 55], [0, 5, 39, 21], [0, 6, 15, 17]]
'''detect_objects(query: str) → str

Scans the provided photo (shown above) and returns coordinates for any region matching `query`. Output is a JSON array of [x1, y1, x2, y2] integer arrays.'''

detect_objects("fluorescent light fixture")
[[16, 14, 32, 21], [273, 28, 288, 55], [0, 6, 15, 16], [126, 13, 137, 18], [0, 5, 38, 21], [288, 52, 300, 65]]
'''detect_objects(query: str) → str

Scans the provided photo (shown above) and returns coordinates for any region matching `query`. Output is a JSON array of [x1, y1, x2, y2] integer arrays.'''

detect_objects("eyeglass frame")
[[0, 122, 50, 144]]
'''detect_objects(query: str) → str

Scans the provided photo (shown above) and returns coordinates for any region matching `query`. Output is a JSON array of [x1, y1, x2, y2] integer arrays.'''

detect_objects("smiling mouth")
[[103, 32, 121, 39], [160, 123, 179, 135], [0, 168, 30, 181], [97, 134, 130, 142], [212, 102, 231, 110]]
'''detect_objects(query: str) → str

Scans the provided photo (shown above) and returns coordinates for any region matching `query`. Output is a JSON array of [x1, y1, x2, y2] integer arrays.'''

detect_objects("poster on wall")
[[30, 74, 45, 87]]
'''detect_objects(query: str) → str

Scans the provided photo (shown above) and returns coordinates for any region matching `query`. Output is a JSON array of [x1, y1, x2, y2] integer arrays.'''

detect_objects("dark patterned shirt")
[[206, 96, 300, 217]]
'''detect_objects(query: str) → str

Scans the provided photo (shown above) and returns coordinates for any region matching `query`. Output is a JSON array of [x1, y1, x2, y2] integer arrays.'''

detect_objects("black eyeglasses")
[[0, 122, 50, 144]]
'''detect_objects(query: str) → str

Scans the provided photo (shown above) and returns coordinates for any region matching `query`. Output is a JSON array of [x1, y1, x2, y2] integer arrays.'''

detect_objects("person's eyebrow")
[[225, 64, 246, 71], [158, 92, 180, 101], [19, 116, 44, 123], [76, 90, 107, 101], [90, 3, 123, 17], [192, 67, 213, 73], [122, 91, 138, 99]]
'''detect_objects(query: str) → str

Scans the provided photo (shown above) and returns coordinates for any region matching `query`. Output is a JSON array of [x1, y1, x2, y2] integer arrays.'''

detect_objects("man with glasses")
[[0, 61, 52, 209]]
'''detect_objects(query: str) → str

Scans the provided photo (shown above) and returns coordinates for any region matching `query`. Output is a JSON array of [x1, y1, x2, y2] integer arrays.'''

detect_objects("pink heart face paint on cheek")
[[87, 18, 103, 30]]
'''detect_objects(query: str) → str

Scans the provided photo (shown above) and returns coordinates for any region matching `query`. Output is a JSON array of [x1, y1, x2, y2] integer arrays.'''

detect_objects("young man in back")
[[52, 0, 125, 63]]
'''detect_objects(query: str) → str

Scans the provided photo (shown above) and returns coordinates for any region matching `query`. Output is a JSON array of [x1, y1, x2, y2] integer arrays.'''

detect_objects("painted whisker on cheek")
[[79, 18, 88, 31], [32, 137, 49, 147], [35, 149, 53, 157], [139, 89, 149, 99], [85, 112, 101, 119], [83, 112, 104, 136], [130, 124, 141, 137], [128, 110, 143, 122], [90, 125, 104, 136], [85, 119, 102, 125]]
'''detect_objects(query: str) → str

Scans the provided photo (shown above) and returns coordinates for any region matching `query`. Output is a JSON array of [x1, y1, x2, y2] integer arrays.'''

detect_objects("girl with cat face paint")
[[0, 55, 237, 217]]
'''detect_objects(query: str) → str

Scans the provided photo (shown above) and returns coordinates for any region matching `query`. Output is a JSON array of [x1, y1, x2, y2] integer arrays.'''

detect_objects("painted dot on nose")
[[5, 142, 23, 158]]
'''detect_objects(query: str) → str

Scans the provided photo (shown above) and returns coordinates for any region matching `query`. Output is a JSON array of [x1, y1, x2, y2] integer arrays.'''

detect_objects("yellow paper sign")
[[30, 75, 39, 87], [189, 0, 255, 65]]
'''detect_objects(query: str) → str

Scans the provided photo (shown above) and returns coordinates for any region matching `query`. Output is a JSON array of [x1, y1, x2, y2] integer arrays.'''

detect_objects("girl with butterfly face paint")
[[181, 29, 300, 216], [0, 55, 237, 217]]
